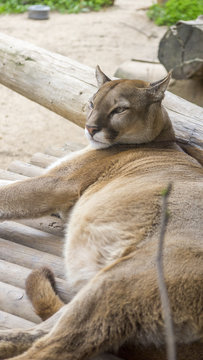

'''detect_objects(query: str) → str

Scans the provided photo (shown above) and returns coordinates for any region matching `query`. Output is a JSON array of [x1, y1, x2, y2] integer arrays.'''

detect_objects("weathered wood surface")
[[45, 143, 84, 157], [8, 160, 44, 177], [114, 59, 167, 83], [0, 169, 27, 181], [0, 260, 70, 303], [0, 221, 63, 256], [0, 33, 202, 159], [0, 238, 64, 279], [164, 91, 203, 165], [0, 281, 41, 323], [17, 216, 64, 236], [0, 33, 95, 128], [0, 310, 35, 330], [158, 17, 203, 80], [31, 153, 58, 168], [0, 145, 75, 329]]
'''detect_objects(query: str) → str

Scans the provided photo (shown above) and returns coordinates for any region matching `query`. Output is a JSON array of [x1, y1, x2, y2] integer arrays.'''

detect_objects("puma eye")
[[111, 107, 128, 115]]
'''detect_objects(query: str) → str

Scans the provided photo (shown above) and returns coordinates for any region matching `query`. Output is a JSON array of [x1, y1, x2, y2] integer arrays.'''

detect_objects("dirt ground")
[[0, 0, 167, 169]]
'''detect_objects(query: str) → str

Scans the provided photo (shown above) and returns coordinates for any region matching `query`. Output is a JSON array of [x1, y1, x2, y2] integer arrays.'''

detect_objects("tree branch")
[[157, 183, 176, 360]]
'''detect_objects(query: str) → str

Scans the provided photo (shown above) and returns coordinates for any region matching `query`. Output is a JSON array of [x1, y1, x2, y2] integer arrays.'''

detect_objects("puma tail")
[[26, 267, 64, 321]]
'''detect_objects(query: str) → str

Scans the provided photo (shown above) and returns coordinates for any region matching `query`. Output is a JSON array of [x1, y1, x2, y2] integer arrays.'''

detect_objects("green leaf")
[[147, 0, 203, 26], [0, 0, 114, 13]]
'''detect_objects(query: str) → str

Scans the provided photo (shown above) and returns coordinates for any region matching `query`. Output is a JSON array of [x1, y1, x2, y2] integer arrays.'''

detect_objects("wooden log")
[[0, 33, 202, 161], [45, 143, 85, 158], [0, 310, 35, 330], [158, 17, 203, 79], [165, 92, 203, 149], [0, 281, 40, 323], [0, 221, 63, 256], [17, 215, 65, 237], [164, 91, 203, 165], [30, 152, 58, 168], [114, 59, 167, 83], [0, 33, 95, 128], [0, 238, 65, 279], [8, 160, 44, 177], [0, 169, 27, 181], [0, 260, 71, 303]]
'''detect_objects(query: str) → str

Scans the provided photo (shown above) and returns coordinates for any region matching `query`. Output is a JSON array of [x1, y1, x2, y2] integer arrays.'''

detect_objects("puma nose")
[[86, 125, 101, 137]]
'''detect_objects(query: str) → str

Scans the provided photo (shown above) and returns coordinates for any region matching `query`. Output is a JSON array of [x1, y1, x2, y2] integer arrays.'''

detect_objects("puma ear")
[[95, 65, 111, 88], [146, 72, 171, 103]]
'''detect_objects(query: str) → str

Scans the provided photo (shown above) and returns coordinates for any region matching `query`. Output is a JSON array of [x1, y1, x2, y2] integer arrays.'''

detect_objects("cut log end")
[[158, 17, 203, 80]]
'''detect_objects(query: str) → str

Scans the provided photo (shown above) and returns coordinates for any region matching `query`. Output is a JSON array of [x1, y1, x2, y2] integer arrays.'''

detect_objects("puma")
[[0, 66, 202, 360]]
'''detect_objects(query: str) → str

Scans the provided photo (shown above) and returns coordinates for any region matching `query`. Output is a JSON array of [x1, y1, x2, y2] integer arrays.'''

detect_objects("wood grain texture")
[[7, 160, 44, 177], [0, 221, 63, 256], [0, 32, 95, 128], [0, 260, 71, 303], [17, 216, 64, 237], [0, 310, 35, 330], [0, 281, 41, 323], [0, 238, 65, 279], [158, 18, 203, 79], [30, 153, 58, 168]]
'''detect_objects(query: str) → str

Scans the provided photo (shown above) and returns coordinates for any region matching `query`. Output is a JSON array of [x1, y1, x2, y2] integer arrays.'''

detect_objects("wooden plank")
[[17, 215, 64, 237], [8, 160, 44, 177], [0, 260, 71, 303], [0, 238, 65, 279], [0, 310, 35, 330], [0, 221, 63, 256], [30, 152, 58, 168]]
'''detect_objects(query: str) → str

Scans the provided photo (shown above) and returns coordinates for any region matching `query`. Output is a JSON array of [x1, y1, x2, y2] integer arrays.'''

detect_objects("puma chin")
[[85, 128, 111, 149]]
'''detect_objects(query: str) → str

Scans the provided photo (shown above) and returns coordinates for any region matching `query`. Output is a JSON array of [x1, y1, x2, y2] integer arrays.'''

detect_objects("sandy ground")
[[0, 0, 167, 169]]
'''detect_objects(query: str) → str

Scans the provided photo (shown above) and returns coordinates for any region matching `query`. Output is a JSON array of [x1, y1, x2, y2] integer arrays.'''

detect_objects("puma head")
[[85, 65, 171, 149]]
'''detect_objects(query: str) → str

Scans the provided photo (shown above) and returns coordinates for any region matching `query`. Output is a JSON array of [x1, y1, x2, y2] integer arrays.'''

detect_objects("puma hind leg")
[[0, 305, 67, 359], [3, 256, 202, 360]]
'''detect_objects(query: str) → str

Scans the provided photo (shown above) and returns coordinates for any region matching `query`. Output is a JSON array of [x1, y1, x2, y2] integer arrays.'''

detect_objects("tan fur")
[[26, 268, 64, 321], [0, 67, 202, 360]]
